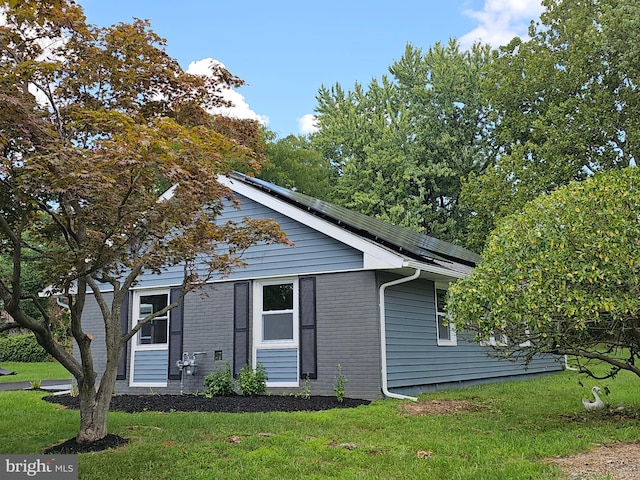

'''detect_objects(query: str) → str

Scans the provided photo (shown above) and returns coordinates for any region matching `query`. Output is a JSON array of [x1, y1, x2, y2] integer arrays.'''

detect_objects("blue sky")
[[79, 0, 544, 138]]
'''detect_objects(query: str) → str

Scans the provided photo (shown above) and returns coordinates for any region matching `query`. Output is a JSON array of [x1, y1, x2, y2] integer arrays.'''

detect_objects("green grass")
[[0, 361, 70, 383], [1, 369, 639, 479]]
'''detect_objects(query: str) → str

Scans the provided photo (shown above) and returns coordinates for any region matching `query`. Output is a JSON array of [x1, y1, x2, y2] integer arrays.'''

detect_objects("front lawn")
[[0, 361, 70, 384], [1, 369, 639, 479]]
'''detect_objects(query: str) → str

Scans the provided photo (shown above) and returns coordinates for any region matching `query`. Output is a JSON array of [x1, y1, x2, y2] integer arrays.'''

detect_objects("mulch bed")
[[42, 393, 369, 454], [44, 393, 369, 414]]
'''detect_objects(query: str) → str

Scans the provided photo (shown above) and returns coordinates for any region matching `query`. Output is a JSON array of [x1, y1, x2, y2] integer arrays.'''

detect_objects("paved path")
[[0, 379, 72, 392]]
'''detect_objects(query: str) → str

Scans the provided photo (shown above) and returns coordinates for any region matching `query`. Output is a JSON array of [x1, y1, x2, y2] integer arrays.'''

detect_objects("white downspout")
[[379, 269, 421, 402], [563, 355, 578, 371]]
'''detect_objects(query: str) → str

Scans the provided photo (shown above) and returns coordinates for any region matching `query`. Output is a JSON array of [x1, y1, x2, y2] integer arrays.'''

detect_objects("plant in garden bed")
[[203, 362, 235, 396], [334, 364, 346, 402], [237, 362, 268, 396]]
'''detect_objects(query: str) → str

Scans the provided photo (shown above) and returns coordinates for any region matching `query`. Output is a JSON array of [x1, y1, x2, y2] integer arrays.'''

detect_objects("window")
[[262, 283, 294, 341], [137, 293, 169, 345], [253, 279, 299, 387], [480, 333, 508, 347], [435, 285, 457, 346], [130, 289, 170, 388]]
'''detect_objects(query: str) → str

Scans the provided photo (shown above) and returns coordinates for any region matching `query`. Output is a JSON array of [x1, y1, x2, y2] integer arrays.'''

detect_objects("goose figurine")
[[582, 386, 605, 411]]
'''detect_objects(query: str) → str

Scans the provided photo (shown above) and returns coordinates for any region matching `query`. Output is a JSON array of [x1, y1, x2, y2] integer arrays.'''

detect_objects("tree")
[[260, 133, 332, 199], [312, 41, 492, 246], [448, 167, 640, 380], [0, 1, 288, 444], [462, 0, 640, 252]]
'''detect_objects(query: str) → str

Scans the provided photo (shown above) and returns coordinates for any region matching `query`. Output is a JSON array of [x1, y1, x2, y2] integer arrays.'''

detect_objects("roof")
[[229, 172, 481, 268]]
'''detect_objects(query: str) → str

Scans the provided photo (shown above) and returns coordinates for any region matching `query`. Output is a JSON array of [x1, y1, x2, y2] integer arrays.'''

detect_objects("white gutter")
[[379, 269, 421, 402], [563, 355, 578, 371]]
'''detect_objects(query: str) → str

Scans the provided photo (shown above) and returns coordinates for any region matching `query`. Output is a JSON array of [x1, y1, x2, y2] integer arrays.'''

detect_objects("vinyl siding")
[[134, 194, 363, 288], [382, 273, 560, 391], [257, 348, 298, 384], [131, 350, 168, 384]]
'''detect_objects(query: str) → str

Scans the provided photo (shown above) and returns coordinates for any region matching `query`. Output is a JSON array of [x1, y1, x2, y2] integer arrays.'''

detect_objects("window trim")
[[129, 288, 170, 387], [253, 278, 299, 387], [435, 282, 457, 346]]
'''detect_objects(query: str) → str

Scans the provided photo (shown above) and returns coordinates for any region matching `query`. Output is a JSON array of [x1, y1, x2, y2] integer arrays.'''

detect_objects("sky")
[[79, 0, 545, 138]]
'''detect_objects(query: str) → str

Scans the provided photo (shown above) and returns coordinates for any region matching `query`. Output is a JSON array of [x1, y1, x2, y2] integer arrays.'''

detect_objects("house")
[[82, 172, 561, 400]]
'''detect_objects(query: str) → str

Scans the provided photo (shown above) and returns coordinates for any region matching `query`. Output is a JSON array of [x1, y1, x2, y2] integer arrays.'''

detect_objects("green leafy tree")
[[0, 0, 288, 445], [260, 133, 332, 199], [312, 41, 493, 245], [448, 167, 640, 380], [462, 0, 640, 251]]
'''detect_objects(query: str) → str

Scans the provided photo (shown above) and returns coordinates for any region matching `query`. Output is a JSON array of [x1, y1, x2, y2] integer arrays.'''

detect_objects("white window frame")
[[480, 333, 509, 347], [253, 278, 299, 387], [129, 289, 170, 387], [435, 282, 457, 346]]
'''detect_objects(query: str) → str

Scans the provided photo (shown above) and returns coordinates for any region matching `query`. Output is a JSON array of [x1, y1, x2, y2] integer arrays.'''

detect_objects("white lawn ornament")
[[582, 386, 605, 411]]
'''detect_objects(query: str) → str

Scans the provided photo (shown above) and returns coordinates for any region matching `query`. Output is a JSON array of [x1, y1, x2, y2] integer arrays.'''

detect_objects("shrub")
[[203, 362, 235, 396], [0, 333, 49, 362], [237, 362, 268, 396]]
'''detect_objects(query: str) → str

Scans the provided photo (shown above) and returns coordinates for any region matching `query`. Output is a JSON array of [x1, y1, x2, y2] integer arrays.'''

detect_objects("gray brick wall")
[[313, 271, 381, 400], [86, 272, 386, 399]]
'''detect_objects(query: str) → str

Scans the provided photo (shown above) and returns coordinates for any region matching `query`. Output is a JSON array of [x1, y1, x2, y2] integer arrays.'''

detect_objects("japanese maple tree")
[[0, 0, 287, 444]]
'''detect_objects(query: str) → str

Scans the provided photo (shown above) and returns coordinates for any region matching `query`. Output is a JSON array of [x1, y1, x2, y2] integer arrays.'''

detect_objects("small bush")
[[0, 333, 49, 362], [237, 362, 268, 396], [203, 362, 235, 396]]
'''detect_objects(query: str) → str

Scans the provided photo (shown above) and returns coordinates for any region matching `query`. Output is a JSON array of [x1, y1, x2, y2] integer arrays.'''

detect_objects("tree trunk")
[[75, 351, 120, 444], [77, 388, 110, 444]]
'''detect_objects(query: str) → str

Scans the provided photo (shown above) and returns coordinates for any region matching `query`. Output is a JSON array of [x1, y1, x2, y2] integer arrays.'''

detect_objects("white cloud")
[[297, 114, 319, 135], [186, 58, 269, 126], [460, 0, 545, 49]]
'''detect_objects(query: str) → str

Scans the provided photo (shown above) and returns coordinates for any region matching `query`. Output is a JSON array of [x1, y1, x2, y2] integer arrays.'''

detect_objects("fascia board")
[[403, 260, 470, 280], [220, 176, 404, 269]]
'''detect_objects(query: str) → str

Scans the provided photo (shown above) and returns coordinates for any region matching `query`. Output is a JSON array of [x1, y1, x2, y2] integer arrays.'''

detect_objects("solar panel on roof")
[[231, 172, 481, 267]]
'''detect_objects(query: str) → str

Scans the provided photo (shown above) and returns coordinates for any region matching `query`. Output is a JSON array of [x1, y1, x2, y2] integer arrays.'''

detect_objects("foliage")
[[237, 362, 267, 396], [0, 246, 47, 324], [0, 0, 288, 444], [462, 0, 640, 251], [260, 132, 333, 200], [448, 168, 640, 380], [0, 334, 49, 362], [203, 362, 235, 396], [312, 41, 493, 246], [333, 364, 346, 402], [298, 374, 311, 399]]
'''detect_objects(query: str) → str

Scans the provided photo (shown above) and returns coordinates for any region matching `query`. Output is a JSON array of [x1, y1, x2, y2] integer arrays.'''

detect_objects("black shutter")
[[299, 277, 317, 379], [233, 281, 250, 377], [168, 288, 184, 380], [117, 292, 130, 380]]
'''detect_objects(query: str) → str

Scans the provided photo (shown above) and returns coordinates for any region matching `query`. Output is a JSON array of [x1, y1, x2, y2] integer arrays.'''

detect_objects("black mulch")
[[43, 434, 129, 454], [42, 394, 369, 454], [44, 393, 370, 414]]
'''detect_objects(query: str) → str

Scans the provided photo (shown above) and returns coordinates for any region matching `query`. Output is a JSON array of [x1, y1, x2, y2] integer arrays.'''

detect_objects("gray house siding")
[[132, 194, 364, 288], [177, 271, 382, 400], [381, 273, 561, 394], [256, 348, 298, 383], [131, 350, 167, 384], [109, 271, 383, 399], [313, 271, 381, 400], [74, 292, 112, 385]]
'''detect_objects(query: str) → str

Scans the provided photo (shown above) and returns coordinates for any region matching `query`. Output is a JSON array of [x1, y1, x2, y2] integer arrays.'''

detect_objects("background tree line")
[[261, 0, 638, 253]]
